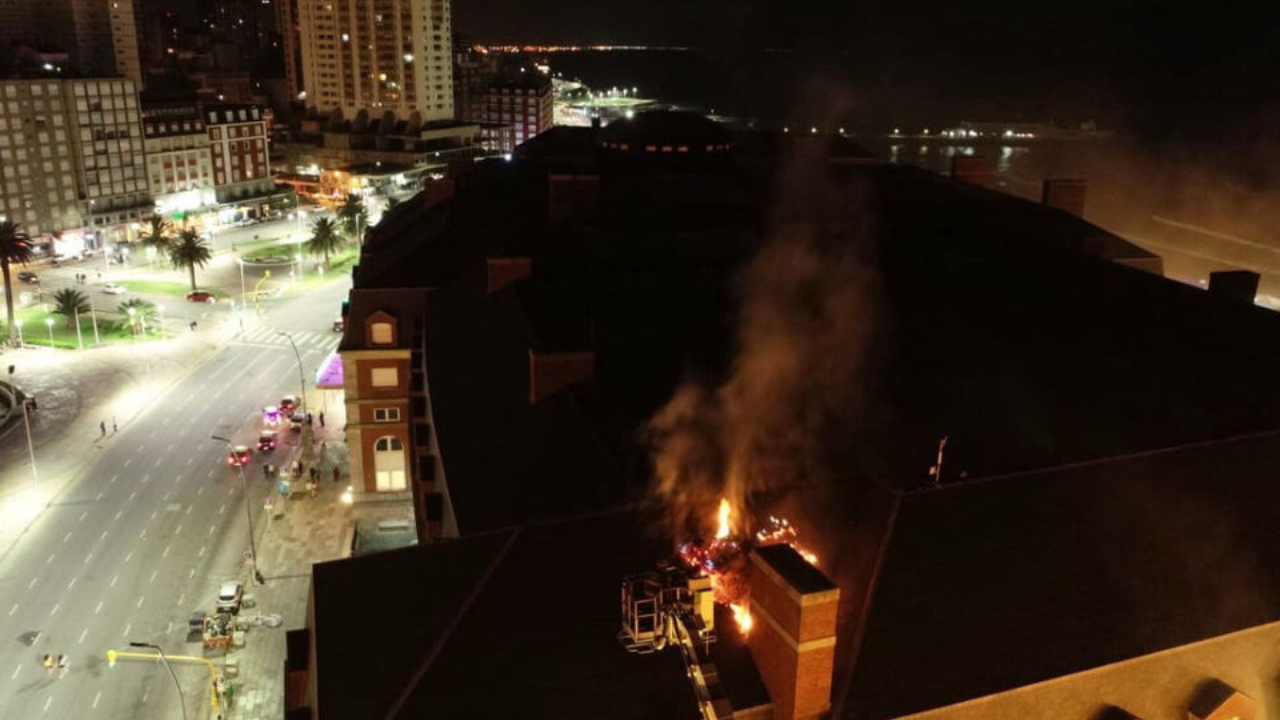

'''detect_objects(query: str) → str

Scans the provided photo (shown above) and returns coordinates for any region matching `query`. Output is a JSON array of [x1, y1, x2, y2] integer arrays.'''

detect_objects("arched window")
[[373, 435, 406, 491]]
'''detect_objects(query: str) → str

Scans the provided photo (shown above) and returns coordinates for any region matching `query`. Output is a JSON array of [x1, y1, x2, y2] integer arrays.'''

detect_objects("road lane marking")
[[45, 553, 55, 565], [122, 623, 130, 637], [95, 491, 104, 501], [62, 531, 72, 543], [77, 628, 87, 644], [92, 692, 101, 708], [167, 621, 173, 635], [162, 492, 170, 501], [110, 574, 118, 587], [188, 568, 195, 579], [197, 545, 206, 557], [208, 524, 216, 535], [136, 596, 144, 609], [100, 530, 109, 541], [7, 603, 16, 616], [141, 474, 150, 483], [174, 474, 182, 483], [138, 444, 145, 452], [162, 545, 170, 558], [206, 470, 214, 479], [167, 443, 174, 451], [125, 551, 133, 562], [49, 603, 59, 616], [84, 552, 93, 564], [175, 524, 182, 536], [128, 491, 137, 501], [142, 689, 148, 703], [185, 505, 192, 515], [42, 697, 51, 713], [154, 457, 163, 467], [109, 474, 118, 483], [123, 458, 131, 467], [139, 529, 147, 540], [197, 486, 205, 495], [187, 457, 193, 465], [148, 570, 157, 584], [114, 510, 122, 520], [78, 511, 87, 522], [150, 511, 157, 520], [28, 577, 37, 589], [176, 592, 184, 606], [94, 601, 103, 614], [67, 578, 76, 590], [218, 503, 226, 515], [10, 664, 20, 679]]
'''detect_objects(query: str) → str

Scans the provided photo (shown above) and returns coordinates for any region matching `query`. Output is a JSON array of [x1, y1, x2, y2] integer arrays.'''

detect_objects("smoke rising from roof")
[[645, 124, 878, 538]]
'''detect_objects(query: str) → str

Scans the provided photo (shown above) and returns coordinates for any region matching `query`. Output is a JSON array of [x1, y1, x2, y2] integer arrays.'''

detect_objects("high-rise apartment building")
[[0, 1, 143, 85], [297, 0, 454, 123], [142, 103, 215, 216], [0, 78, 151, 243], [106, 0, 143, 87]]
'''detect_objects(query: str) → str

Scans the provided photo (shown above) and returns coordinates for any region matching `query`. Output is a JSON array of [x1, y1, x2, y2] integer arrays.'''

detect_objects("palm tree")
[[337, 193, 368, 243], [138, 216, 174, 267], [306, 217, 344, 269], [51, 288, 89, 330], [117, 298, 156, 336], [0, 220, 34, 345], [168, 230, 213, 291]]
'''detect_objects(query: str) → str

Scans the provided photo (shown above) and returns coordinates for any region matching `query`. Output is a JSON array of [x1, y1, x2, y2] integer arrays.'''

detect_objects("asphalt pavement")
[[0, 275, 351, 719]]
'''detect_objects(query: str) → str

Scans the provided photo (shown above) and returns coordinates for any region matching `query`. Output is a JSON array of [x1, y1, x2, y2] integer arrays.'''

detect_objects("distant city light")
[[403, 53, 414, 62]]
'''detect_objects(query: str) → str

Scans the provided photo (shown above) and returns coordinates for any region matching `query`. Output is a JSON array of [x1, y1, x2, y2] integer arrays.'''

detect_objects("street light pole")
[[14, 318, 22, 346], [73, 308, 82, 349], [128, 642, 188, 720], [211, 435, 265, 585], [276, 332, 308, 415], [43, 317, 53, 345], [87, 294, 100, 345], [9, 366, 37, 487]]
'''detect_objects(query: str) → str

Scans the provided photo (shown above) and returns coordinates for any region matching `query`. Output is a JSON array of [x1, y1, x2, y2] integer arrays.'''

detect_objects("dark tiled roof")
[[311, 510, 768, 720], [839, 430, 1280, 720]]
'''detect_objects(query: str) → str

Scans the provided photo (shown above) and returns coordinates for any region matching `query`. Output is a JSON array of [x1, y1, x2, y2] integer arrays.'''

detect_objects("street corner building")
[[288, 111, 1280, 720]]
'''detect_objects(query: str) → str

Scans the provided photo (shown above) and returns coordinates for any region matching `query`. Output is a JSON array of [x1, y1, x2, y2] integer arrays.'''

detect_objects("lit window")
[[370, 367, 397, 388], [370, 321, 393, 344]]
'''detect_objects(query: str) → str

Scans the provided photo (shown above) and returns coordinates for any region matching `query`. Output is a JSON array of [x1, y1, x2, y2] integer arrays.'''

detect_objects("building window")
[[370, 321, 393, 345], [374, 407, 401, 422], [370, 367, 397, 388], [373, 436, 407, 491]]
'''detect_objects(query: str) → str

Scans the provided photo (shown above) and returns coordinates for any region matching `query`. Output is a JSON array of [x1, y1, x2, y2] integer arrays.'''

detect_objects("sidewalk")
[[0, 312, 244, 562], [220, 398, 352, 720]]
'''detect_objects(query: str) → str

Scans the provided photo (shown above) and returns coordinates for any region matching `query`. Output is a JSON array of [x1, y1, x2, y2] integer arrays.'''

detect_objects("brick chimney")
[[487, 256, 532, 294], [747, 544, 839, 720], [528, 349, 594, 404], [951, 155, 990, 187], [1208, 270, 1260, 305], [1042, 178, 1088, 217]]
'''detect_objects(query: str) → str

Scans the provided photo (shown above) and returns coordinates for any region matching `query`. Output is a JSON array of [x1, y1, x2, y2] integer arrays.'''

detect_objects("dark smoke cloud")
[[645, 94, 879, 539]]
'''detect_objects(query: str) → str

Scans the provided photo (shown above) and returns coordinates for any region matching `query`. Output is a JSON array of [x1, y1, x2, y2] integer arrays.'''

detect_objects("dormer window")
[[370, 322, 393, 345]]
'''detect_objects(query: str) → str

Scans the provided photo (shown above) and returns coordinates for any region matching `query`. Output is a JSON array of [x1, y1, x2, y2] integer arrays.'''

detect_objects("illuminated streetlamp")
[[211, 434, 266, 585], [14, 318, 23, 346], [44, 317, 53, 345]]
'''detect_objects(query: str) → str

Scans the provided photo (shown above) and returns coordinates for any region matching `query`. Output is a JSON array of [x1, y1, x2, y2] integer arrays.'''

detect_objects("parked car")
[[279, 395, 297, 415], [216, 581, 243, 614], [257, 431, 278, 452], [186, 291, 218, 303], [102, 282, 126, 295], [226, 445, 252, 466], [17, 271, 38, 284], [332, 318, 344, 333]]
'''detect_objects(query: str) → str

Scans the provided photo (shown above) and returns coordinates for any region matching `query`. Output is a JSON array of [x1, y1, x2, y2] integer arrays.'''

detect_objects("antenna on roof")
[[928, 435, 948, 486]]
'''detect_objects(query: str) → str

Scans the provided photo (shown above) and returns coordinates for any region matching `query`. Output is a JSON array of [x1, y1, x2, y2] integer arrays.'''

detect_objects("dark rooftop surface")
[[312, 509, 768, 720], [754, 544, 837, 595], [838, 430, 1280, 720]]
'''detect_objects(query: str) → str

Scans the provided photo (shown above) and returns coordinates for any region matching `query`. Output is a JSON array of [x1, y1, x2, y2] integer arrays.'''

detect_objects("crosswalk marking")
[[231, 327, 338, 351]]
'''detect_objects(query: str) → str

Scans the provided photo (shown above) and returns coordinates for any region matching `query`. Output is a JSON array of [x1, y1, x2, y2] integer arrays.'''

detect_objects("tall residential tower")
[[297, 0, 454, 123]]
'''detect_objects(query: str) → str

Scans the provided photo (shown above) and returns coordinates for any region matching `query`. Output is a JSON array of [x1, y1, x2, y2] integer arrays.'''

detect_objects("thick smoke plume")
[[645, 134, 878, 540]]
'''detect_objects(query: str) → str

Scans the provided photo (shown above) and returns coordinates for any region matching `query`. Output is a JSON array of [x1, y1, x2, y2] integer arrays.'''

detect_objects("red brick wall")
[[487, 257, 532, 294], [748, 603, 798, 718], [357, 425, 411, 493], [528, 350, 594, 403], [354, 357, 409, 399], [1041, 179, 1087, 217]]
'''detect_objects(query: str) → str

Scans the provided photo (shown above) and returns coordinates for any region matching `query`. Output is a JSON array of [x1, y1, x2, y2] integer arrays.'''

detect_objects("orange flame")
[[731, 603, 753, 634], [715, 497, 732, 540]]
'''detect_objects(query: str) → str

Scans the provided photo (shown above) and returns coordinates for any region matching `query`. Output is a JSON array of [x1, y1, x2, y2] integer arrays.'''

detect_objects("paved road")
[[0, 276, 350, 719]]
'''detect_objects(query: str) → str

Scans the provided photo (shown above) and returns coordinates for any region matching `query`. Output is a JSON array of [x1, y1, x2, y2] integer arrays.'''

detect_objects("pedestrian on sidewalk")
[[332, 465, 340, 483], [307, 479, 318, 498], [319, 411, 325, 428], [56, 654, 67, 678], [41, 654, 53, 676], [112, 417, 117, 434], [99, 421, 106, 438], [29, 396, 36, 411]]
